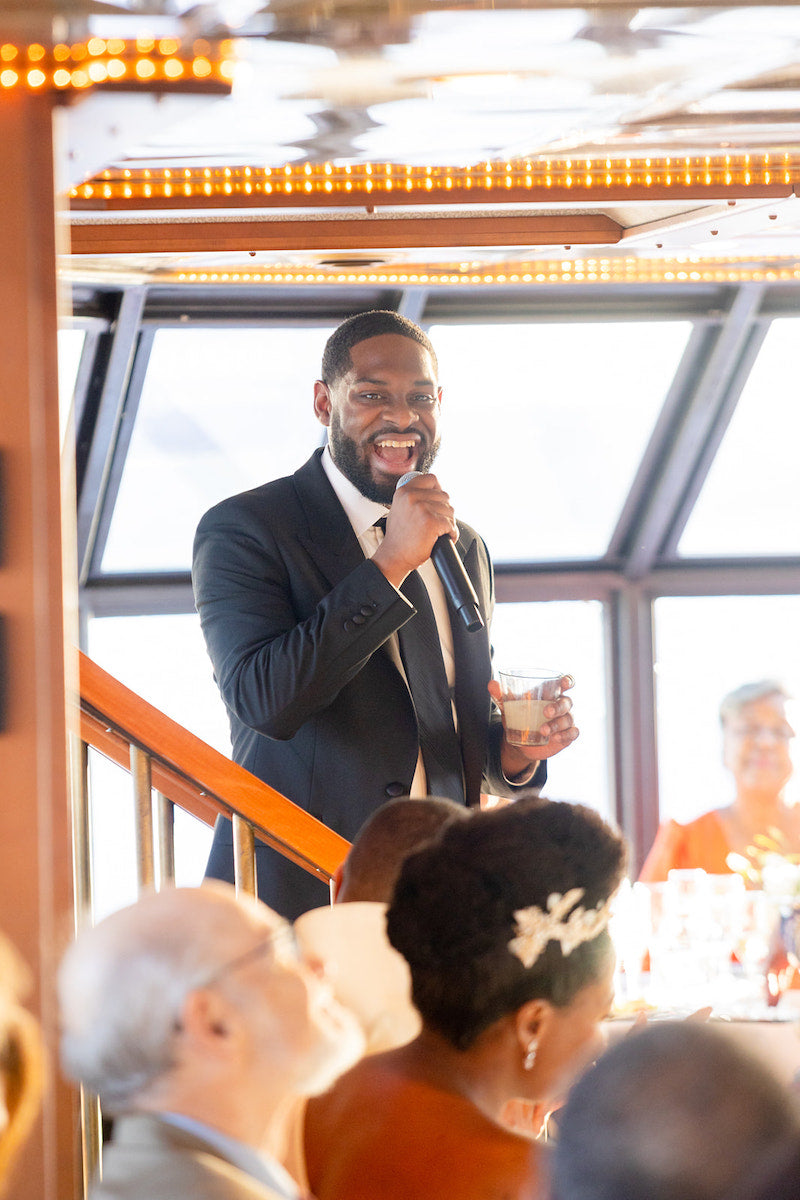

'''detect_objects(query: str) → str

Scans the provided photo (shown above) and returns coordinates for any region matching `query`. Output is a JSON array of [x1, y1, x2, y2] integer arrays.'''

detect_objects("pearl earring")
[[524, 1040, 538, 1071]]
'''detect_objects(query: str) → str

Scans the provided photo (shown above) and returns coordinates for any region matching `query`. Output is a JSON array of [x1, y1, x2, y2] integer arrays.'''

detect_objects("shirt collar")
[[158, 1112, 301, 1199], [322, 445, 388, 540]]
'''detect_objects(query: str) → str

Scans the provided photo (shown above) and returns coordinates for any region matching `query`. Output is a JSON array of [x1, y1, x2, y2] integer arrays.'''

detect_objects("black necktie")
[[374, 519, 465, 803]]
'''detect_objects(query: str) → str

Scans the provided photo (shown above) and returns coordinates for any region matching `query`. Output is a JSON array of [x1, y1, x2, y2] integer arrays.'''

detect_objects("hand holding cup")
[[495, 668, 565, 747]]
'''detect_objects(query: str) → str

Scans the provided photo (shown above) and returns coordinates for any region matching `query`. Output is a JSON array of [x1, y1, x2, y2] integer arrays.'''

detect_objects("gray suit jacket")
[[90, 1114, 295, 1200], [193, 449, 543, 917]]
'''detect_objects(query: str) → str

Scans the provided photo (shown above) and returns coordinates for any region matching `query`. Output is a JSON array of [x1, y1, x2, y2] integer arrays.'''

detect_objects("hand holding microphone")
[[373, 470, 484, 633]]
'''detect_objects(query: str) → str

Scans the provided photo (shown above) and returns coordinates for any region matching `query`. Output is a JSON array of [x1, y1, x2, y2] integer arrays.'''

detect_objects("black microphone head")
[[396, 470, 423, 491]]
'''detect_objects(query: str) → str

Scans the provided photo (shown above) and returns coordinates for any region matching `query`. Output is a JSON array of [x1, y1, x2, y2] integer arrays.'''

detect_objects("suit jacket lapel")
[[292, 449, 366, 590]]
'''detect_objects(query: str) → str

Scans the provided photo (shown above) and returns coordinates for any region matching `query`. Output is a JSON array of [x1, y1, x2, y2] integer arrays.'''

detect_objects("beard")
[[328, 411, 441, 504]]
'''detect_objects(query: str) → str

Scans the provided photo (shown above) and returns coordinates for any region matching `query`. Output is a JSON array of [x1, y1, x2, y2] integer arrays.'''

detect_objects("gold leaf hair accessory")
[[508, 887, 613, 969]]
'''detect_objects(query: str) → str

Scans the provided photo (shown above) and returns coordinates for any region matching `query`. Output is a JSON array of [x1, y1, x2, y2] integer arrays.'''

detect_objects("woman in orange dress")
[[303, 799, 626, 1200], [640, 680, 800, 882]]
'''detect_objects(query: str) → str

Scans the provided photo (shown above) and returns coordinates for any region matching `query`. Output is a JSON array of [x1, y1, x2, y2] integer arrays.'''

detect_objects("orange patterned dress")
[[638, 810, 733, 882]]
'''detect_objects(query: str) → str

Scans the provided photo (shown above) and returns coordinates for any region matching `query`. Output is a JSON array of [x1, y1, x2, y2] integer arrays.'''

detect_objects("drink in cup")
[[497, 668, 563, 746]]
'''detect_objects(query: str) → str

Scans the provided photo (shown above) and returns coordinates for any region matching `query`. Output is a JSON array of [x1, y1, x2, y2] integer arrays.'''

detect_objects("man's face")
[[230, 912, 365, 1098], [722, 694, 795, 797], [314, 333, 442, 503]]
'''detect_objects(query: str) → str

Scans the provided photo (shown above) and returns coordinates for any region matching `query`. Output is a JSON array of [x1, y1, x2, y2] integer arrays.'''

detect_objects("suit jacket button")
[[385, 782, 408, 798], [351, 613, 366, 625], [360, 605, 374, 616], [343, 620, 352, 631]]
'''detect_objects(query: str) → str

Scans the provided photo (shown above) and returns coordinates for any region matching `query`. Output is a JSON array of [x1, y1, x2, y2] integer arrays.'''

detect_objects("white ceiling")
[[30, 1, 800, 279]]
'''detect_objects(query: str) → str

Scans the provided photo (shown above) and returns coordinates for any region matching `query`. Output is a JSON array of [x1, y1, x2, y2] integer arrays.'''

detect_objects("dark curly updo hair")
[[386, 798, 627, 1050]]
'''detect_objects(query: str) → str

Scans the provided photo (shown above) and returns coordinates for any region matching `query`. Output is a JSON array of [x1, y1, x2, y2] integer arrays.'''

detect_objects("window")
[[57, 326, 86, 445], [492, 599, 610, 819], [654, 594, 800, 829], [679, 318, 800, 557], [429, 321, 692, 562], [102, 326, 333, 572], [86, 613, 228, 915]]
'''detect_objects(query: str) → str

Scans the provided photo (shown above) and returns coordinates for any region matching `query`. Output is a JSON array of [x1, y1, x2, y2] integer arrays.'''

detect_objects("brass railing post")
[[154, 790, 175, 887], [130, 745, 155, 890], [232, 814, 257, 897], [70, 733, 102, 1192]]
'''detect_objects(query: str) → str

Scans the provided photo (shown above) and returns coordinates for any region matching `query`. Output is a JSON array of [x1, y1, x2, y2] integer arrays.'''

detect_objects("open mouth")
[[371, 435, 421, 473]]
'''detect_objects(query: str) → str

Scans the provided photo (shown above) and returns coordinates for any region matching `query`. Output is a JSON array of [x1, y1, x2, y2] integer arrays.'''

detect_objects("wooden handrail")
[[77, 651, 350, 882]]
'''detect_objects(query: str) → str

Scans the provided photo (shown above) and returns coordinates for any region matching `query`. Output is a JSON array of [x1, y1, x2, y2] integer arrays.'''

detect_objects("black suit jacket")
[[193, 449, 542, 917]]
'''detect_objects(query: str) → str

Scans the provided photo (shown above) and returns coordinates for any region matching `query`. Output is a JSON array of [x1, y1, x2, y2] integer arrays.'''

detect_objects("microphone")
[[396, 471, 484, 633]]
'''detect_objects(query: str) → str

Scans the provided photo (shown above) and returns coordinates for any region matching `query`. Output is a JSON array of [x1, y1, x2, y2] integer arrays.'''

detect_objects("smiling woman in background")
[[640, 680, 800, 882]]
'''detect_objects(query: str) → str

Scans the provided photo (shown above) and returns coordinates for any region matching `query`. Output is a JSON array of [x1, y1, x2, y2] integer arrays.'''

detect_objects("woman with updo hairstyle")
[[303, 798, 627, 1200]]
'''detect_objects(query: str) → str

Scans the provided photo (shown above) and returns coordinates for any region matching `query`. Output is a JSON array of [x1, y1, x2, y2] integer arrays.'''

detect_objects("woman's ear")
[[514, 997, 553, 1060]]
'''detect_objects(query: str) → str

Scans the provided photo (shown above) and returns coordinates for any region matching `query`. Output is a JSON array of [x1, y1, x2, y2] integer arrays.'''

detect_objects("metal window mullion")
[[130, 745, 155, 890], [77, 286, 148, 582], [609, 585, 659, 873]]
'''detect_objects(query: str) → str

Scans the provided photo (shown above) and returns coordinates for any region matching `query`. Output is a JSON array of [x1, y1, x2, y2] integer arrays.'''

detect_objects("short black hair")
[[386, 798, 627, 1050], [552, 1021, 800, 1200], [338, 796, 469, 904], [320, 310, 438, 386]]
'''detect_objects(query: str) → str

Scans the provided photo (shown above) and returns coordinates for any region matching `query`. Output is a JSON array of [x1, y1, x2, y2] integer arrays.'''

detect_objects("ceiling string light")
[[0, 38, 233, 92], [69, 153, 798, 207], [63, 255, 800, 288]]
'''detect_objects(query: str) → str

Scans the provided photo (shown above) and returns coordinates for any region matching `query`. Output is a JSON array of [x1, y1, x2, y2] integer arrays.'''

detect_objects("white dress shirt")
[[321, 446, 459, 797]]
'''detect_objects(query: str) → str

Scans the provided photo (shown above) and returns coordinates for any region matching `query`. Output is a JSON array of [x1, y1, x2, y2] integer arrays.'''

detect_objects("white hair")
[[719, 679, 790, 725], [57, 885, 262, 1113]]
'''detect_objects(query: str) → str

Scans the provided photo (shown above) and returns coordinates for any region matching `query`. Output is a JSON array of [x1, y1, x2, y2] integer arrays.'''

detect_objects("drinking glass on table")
[[647, 869, 744, 1011]]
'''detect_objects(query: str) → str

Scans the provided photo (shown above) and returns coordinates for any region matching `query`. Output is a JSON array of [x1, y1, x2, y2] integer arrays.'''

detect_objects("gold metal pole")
[[69, 734, 94, 926], [69, 734, 102, 1192], [232, 815, 257, 897], [154, 790, 175, 887], [130, 746, 155, 890], [78, 1091, 102, 1194]]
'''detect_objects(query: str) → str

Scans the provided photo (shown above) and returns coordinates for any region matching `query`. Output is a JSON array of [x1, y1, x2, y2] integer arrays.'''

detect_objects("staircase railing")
[[76, 650, 350, 896], [74, 650, 351, 1192]]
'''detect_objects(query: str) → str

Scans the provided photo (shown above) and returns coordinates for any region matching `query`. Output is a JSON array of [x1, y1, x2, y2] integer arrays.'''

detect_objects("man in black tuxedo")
[[193, 311, 578, 917]]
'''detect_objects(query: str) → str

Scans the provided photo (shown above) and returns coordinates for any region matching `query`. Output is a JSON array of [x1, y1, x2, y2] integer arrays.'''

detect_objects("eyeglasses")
[[726, 723, 795, 742], [199, 921, 298, 990]]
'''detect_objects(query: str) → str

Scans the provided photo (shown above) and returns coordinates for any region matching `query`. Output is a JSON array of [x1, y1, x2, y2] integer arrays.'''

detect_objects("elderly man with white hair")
[[58, 883, 364, 1200]]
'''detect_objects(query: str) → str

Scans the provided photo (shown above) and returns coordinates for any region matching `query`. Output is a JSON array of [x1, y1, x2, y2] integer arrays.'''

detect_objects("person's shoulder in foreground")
[[58, 882, 364, 1200], [551, 1019, 800, 1200], [90, 1113, 291, 1200]]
